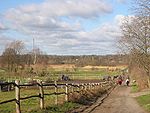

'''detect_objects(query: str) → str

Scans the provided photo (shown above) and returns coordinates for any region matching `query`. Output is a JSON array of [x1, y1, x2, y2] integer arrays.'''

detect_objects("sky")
[[0, 0, 131, 55]]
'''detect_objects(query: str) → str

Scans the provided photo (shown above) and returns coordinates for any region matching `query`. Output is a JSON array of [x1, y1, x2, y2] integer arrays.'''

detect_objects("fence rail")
[[0, 80, 111, 113]]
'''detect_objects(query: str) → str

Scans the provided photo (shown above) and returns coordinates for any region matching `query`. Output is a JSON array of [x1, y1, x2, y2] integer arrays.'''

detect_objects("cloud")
[[4, 0, 112, 33], [18, 0, 112, 17], [0, 21, 8, 31], [116, 0, 126, 4], [0, 0, 125, 55], [0, 35, 13, 54], [5, 0, 112, 23]]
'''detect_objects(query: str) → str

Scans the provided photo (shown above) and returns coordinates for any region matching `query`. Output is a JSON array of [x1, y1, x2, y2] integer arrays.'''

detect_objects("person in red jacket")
[[117, 75, 123, 85]]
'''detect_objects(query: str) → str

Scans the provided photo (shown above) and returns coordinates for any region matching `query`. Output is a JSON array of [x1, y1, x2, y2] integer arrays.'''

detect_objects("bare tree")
[[8, 40, 24, 55], [2, 48, 16, 71], [119, 0, 150, 83], [34, 48, 49, 65], [133, 0, 150, 16], [2, 40, 25, 72]]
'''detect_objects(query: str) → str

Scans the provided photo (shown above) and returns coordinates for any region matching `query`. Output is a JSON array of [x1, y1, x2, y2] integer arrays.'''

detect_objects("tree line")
[[0, 40, 49, 72], [0, 40, 128, 72], [119, 0, 150, 85]]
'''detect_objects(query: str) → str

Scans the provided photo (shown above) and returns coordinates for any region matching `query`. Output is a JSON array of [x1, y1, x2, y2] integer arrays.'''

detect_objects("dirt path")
[[84, 86, 147, 113]]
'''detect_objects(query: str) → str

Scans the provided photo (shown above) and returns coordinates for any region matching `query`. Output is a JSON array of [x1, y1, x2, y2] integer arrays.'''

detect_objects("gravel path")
[[86, 86, 147, 113]]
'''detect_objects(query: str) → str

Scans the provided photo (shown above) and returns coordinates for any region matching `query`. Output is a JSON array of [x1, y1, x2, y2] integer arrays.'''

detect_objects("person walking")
[[126, 78, 130, 86]]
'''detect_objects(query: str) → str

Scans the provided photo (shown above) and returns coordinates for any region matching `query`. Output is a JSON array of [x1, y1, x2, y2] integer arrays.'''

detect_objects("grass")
[[0, 67, 122, 83], [0, 66, 123, 112], [0, 88, 68, 113], [131, 84, 139, 93], [30, 102, 80, 113], [136, 94, 150, 112], [0, 98, 80, 113], [0, 90, 16, 113]]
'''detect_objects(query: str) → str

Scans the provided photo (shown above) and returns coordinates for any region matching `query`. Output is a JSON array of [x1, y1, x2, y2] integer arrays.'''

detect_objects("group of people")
[[116, 75, 130, 86]]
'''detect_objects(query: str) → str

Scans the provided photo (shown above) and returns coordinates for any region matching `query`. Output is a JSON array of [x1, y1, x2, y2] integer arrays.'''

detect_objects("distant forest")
[[47, 55, 128, 66], [0, 54, 128, 67], [0, 40, 128, 72]]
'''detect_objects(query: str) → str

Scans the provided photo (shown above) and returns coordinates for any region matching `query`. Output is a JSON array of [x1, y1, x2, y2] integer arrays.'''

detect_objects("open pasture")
[[0, 64, 127, 83]]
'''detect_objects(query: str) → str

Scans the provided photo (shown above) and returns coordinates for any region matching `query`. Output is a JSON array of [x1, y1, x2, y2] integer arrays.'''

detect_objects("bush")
[[69, 87, 107, 105]]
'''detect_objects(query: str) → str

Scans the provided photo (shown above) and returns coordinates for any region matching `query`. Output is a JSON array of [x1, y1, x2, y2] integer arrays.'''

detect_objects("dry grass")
[[69, 87, 107, 105], [29, 64, 127, 71], [130, 65, 149, 90], [31, 64, 75, 70], [83, 65, 127, 70]]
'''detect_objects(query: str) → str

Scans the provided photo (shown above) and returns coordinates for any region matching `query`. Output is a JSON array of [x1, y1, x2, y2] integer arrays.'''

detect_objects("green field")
[[30, 102, 80, 113], [0, 66, 123, 83], [0, 65, 124, 113], [0, 88, 76, 113], [131, 84, 139, 93], [136, 94, 150, 112]]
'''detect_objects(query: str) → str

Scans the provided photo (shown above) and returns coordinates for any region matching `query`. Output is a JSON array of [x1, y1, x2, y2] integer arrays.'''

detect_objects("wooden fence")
[[0, 80, 111, 113]]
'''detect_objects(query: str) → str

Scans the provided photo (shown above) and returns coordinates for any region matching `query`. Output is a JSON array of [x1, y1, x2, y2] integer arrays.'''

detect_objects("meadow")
[[0, 64, 126, 82], [136, 94, 150, 112], [0, 88, 78, 113], [0, 64, 126, 113]]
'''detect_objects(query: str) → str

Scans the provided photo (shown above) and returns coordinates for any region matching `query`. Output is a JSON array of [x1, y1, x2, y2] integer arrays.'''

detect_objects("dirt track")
[[85, 86, 147, 113]]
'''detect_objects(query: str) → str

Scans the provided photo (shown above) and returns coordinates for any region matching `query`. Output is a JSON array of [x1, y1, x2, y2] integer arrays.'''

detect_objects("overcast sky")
[[0, 0, 131, 55]]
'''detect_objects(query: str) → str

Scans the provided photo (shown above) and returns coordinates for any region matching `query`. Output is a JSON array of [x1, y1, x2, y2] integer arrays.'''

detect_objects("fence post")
[[65, 83, 68, 102], [91, 83, 93, 89], [77, 84, 80, 91], [0, 85, 1, 92], [96, 83, 98, 88], [8, 84, 11, 91], [15, 80, 21, 113], [84, 83, 87, 90], [92, 83, 95, 89], [88, 83, 91, 89], [100, 83, 102, 87], [39, 81, 44, 109], [94, 83, 96, 89], [93, 83, 95, 89], [71, 83, 74, 93], [81, 84, 84, 90], [54, 81, 58, 105]]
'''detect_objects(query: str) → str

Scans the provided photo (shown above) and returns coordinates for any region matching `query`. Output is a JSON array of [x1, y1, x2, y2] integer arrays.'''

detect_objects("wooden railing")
[[0, 80, 111, 113]]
